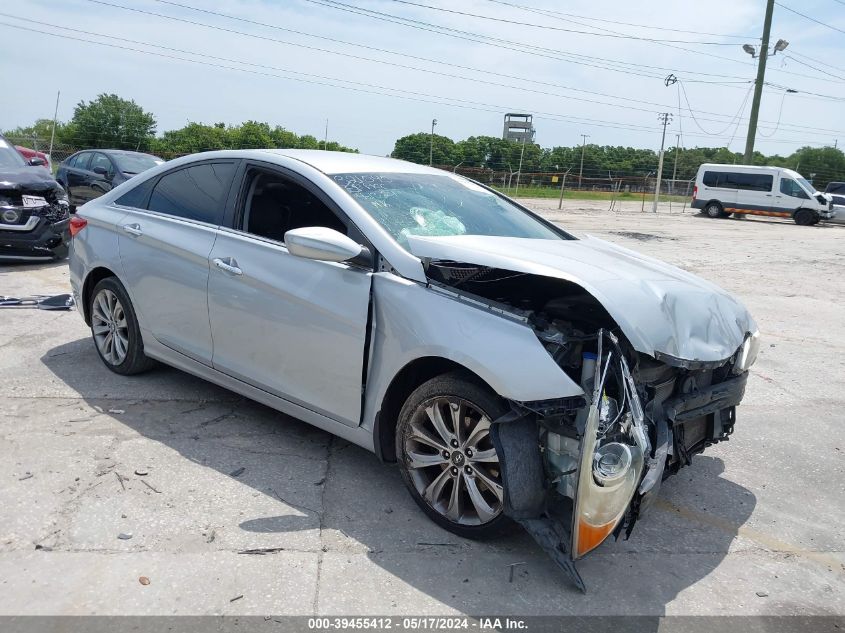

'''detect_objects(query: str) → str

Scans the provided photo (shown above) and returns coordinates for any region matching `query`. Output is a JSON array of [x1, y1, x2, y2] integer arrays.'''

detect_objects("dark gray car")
[[56, 150, 162, 210]]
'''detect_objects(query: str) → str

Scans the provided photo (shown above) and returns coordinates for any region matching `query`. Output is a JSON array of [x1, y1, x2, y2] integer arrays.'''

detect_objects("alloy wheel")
[[92, 288, 129, 366], [403, 397, 504, 526]]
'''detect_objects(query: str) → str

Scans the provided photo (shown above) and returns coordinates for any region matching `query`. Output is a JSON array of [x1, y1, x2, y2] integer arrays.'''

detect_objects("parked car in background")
[[68, 150, 759, 589], [823, 182, 845, 224], [15, 145, 51, 171], [692, 163, 835, 225], [56, 150, 163, 210], [0, 134, 70, 261]]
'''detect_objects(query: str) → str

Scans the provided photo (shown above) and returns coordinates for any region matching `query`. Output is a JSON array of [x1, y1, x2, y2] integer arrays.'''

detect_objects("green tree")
[[786, 146, 845, 189], [392, 132, 456, 165], [2, 118, 67, 147], [63, 94, 156, 150]]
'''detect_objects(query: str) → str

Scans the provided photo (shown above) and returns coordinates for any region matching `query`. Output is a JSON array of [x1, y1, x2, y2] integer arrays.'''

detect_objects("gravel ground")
[[0, 200, 843, 616]]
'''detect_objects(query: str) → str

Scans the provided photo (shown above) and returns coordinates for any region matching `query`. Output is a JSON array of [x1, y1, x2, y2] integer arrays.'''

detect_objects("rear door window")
[[702, 171, 772, 191], [89, 153, 112, 174], [147, 162, 236, 225]]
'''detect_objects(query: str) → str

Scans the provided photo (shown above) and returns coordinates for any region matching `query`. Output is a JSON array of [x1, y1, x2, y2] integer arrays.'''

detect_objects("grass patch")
[[492, 186, 689, 203]]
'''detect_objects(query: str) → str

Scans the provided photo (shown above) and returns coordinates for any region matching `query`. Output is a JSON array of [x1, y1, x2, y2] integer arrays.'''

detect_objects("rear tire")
[[704, 201, 727, 218], [89, 277, 156, 375], [395, 371, 512, 540], [794, 208, 816, 226]]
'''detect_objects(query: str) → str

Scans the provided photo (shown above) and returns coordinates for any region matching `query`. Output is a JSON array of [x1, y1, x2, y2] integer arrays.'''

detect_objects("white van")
[[692, 163, 835, 225]]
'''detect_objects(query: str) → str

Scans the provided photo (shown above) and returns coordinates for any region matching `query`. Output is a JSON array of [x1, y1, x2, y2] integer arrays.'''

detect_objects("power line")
[[482, 0, 755, 39], [385, 0, 741, 45], [134, 0, 750, 82], [17, 7, 843, 138], [784, 55, 845, 81], [305, 0, 845, 85], [0, 20, 823, 147], [789, 50, 845, 74], [775, 2, 845, 35]]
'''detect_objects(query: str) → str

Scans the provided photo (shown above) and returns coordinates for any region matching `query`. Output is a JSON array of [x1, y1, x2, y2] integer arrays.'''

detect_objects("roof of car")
[[256, 149, 444, 175]]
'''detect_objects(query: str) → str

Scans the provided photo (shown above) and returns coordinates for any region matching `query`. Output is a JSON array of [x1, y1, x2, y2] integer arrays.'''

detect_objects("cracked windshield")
[[331, 172, 564, 248]]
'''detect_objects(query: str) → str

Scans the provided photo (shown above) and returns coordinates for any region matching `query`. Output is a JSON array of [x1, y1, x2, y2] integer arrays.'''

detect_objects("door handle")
[[121, 223, 143, 237], [213, 257, 243, 276]]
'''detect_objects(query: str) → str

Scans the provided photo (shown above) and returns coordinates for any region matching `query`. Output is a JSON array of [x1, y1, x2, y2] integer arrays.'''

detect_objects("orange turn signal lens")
[[575, 517, 617, 558]]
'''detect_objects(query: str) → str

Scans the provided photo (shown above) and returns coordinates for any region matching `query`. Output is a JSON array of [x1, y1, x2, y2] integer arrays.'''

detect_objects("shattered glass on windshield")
[[331, 172, 564, 248]]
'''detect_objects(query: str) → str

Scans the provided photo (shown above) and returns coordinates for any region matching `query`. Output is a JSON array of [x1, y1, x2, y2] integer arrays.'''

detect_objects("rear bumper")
[[0, 217, 70, 260]]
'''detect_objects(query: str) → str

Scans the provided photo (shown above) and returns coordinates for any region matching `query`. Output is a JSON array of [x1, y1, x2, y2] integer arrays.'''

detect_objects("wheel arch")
[[374, 356, 495, 463], [81, 266, 118, 325]]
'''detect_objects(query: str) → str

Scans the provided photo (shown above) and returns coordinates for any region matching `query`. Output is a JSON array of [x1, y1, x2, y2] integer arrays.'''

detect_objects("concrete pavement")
[[0, 202, 843, 615]]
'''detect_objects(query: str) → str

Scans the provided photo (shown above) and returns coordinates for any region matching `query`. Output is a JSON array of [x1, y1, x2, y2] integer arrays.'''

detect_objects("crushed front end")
[[422, 258, 758, 591], [0, 180, 71, 260]]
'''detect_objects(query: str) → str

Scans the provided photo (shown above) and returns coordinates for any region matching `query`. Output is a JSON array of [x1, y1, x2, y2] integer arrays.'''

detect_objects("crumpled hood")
[[0, 167, 59, 192], [407, 234, 757, 363]]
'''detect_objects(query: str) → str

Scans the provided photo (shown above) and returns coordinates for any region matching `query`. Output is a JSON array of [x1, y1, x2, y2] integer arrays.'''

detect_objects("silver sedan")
[[68, 150, 758, 590]]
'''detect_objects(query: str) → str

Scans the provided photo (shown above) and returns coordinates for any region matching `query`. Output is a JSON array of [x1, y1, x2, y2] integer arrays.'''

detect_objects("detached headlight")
[[735, 330, 761, 373]]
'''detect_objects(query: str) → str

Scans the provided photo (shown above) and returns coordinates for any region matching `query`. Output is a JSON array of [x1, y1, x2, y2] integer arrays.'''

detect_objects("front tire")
[[794, 208, 816, 226], [89, 277, 155, 375], [396, 372, 511, 539]]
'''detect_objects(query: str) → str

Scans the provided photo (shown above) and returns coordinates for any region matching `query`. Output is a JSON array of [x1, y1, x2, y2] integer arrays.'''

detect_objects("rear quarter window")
[[115, 178, 155, 209], [146, 162, 236, 224]]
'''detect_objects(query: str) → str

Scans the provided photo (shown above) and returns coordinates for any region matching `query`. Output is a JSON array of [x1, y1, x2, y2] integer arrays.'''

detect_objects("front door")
[[208, 164, 372, 427], [117, 160, 238, 364]]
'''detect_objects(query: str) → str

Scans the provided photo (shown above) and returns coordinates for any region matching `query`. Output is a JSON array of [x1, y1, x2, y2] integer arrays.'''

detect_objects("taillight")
[[69, 216, 87, 237], [692, 185, 698, 200]]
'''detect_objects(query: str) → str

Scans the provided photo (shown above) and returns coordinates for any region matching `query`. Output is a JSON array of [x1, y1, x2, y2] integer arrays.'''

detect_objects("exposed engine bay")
[[424, 260, 755, 591]]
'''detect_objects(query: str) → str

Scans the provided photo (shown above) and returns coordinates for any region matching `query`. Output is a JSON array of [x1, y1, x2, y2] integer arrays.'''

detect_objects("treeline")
[[391, 132, 845, 189], [6, 93, 844, 188], [4, 94, 357, 158]]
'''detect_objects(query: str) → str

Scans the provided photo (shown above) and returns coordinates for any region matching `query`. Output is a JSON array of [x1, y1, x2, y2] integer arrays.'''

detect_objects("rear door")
[[65, 152, 92, 205], [207, 162, 373, 426], [117, 160, 238, 365]]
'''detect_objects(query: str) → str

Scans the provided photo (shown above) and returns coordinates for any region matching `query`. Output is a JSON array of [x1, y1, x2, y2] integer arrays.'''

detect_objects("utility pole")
[[653, 113, 672, 213], [744, 0, 775, 163], [429, 118, 437, 166], [48, 90, 60, 160], [514, 132, 528, 197], [578, 134, 589, 190], [323, 119, 328, 150], [671, 133, 680, 196]]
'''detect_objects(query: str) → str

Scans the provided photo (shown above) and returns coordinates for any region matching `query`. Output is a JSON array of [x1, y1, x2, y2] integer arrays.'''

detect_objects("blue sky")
[[1, 0, 843, 156]]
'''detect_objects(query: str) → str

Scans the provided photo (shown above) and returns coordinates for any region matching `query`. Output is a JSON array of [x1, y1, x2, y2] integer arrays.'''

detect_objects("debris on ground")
[[18, 473, 33, 481], [229, 467, 245, 477], [507, 562, 526, 583], [756, 591, 770, 597], [139, 576, 150, 586], [237, 547, 285, 555], [140, 480, 161, 494], [230, 595, 244, 602], [117, 532, 133, 540], [134, 469, 149, 476], [115, 472, 126, 491], [107, 409, 125, 415], [34, 544, 53, 551], [206, 529, 216, 544]]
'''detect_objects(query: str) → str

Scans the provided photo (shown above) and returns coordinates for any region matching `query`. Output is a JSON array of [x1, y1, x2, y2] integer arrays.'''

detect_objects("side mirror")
[[284, 226, 363, 263], [92, 166, 108, 176], [28, 157, 46, 167]]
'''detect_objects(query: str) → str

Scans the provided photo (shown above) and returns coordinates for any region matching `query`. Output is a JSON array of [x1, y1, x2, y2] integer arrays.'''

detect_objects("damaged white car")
[[68, 151, 758, 590]]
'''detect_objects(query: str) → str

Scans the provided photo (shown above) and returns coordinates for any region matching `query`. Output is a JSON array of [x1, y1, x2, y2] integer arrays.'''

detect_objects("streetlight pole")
[[744, 0, 775, 163], [578, 134, 589, 190], [429, 118, 437, 166], [48, 90, 60, 160], [652, 113, 672, 213], [671, 133, 680, 195]]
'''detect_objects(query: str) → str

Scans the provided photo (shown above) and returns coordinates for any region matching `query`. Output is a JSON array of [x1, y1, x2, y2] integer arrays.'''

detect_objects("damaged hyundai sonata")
[[68, 150, 758, 590]]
